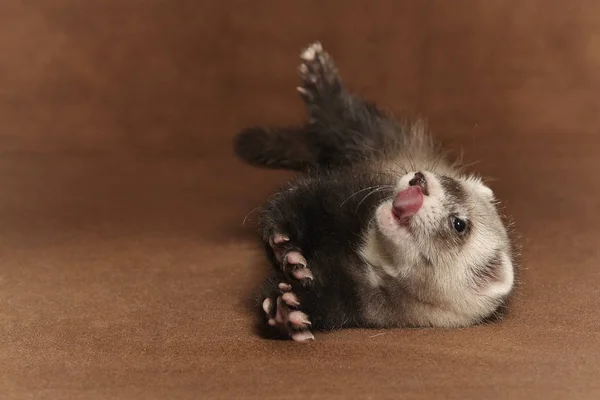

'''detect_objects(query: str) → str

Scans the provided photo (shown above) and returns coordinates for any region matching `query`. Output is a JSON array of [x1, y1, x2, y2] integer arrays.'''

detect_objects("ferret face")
[[373, 170, 515, 322]]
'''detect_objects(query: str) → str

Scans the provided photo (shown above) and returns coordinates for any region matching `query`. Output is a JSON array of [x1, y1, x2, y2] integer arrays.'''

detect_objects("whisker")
[[410, 151, 417, 171], [461, 159, 482, 170], [242, 207, 262, 225], [340, 185, 388, 207], [356, 140, 386, 158], [356, 186, 394, 211], [402, 148, 416, 172], [393, 160, 408, 175], [429, 151, 444, 173], [369, 170, 397, 179]]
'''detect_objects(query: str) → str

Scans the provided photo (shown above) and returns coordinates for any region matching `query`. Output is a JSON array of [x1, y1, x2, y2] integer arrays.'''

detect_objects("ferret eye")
[[451, 216, 467, 234]]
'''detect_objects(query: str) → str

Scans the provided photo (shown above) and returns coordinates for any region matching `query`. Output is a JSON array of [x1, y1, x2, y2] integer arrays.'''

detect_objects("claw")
[[296, 86, 312, 99], [301, 45, 317, 61], [300, 42, 323, 60], [292, 331, 315, 342], [293, 268, 314, 281], [262, 298, 273, 314], [286, 251, 307, 267], [263, 288, 314, 342], [269, 233, 290, 262], [289, 311, 311, 327], [282, 292, 299, 307], [270, 233, 289, 247]]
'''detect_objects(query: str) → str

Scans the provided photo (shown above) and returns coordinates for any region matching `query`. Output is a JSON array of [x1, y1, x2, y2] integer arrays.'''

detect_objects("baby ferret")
[[234, 42, 518, 342]]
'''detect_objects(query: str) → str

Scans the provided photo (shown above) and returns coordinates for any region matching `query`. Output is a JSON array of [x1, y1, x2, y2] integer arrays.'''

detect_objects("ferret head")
[[371, 170, 515, 326]]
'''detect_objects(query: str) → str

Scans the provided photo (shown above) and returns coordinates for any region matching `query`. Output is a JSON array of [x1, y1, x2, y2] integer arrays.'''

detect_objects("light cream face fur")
[[360, 169, 515, 327]]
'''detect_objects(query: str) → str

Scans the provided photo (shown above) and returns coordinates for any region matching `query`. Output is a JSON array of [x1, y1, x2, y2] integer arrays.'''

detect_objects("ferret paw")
[[297, 41, 340, 101], [262, 283, 315, 342], [268, 232, 314, 287]]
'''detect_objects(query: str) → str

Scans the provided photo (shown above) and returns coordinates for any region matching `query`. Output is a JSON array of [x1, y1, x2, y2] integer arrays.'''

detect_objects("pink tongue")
[[392, 186, 424, 220]]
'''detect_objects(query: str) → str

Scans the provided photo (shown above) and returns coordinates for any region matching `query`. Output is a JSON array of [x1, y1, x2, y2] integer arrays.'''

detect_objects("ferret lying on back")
[[234, 42, 518, 342]]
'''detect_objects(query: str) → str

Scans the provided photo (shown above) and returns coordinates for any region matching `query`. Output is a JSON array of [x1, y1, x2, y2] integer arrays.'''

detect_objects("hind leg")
[[234, 42, 398, 170], [296, 42, 384, 126]]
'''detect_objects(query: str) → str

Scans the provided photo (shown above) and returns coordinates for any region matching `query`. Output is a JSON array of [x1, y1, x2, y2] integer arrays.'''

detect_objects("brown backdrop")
[[1, 1, 599, 399]]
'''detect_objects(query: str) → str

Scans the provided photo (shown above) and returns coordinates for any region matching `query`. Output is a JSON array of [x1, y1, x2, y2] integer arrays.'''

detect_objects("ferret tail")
[[233, 126, 318, 171]]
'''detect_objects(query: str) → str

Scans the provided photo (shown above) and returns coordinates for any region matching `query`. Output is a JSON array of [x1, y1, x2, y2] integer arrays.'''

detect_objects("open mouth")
[[392, 172, 428, 225]]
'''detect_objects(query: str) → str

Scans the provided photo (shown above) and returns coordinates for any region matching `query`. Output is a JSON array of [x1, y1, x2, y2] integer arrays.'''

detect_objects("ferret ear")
[[481, 252, 515, 298], [479, 185, 495, 200], [466, 175, 495, 200]]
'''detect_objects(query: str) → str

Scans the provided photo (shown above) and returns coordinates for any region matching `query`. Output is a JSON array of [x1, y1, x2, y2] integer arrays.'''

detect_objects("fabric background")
[[1, 1, 599, 399]]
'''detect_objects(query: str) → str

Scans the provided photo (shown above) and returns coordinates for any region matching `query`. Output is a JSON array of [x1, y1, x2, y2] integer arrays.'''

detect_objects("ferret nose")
[[409, 171, 429, 195], [409, 172, 426, 187]]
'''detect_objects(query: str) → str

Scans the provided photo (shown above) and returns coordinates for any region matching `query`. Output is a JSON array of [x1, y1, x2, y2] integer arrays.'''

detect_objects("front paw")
[[268, 232, 314, 287], [262, 282, 315, 342]]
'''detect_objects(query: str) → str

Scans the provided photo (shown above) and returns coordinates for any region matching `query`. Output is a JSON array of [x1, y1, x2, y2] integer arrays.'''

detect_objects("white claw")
[[292, 331, 315, 342], [282, 292, 300, 307], [286, 251, 307, 267], [293, 268, 314, 281], [278, 282, 292, 292], [289, 311, 311, 327], [301, 42, 323, 60], [296, 86, 310, 96], [301, 47, 316, 60], [262, 298, 272, 314], [270, 233, 289, 247]]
